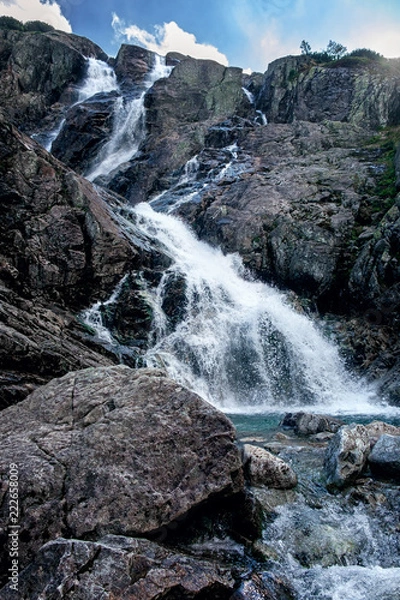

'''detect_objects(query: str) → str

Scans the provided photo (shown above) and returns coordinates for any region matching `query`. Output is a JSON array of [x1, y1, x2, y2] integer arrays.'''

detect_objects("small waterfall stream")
[[76, 56, 400, 600], [85, 55, 172, 182], [32, 57, 118, 152]]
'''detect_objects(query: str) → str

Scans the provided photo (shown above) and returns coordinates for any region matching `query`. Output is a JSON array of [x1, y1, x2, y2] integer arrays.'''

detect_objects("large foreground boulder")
[[0, 366, 244, 582]]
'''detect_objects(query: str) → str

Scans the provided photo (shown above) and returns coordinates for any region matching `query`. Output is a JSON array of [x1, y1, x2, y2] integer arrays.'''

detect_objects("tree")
[[326, 40, 347, 60], [300, 40, 312, 55]]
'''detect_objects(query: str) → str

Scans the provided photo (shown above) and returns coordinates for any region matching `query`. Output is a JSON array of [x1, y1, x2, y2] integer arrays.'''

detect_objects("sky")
[[1, 0, 400, 73]]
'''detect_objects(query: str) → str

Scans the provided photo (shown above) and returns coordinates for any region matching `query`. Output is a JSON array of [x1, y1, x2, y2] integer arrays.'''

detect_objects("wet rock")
[[0, 366, 243, 579], [368, 434, 400, 480], [0, 28, 107, 131], [243, 444, 297, 489], [114, 44, 155, 89], [51, 92, 118, 174], [281, 412, 344, 435], [324, 424, 370, 488], [0, 535, 236, 599], [232, 571, 295, 600]]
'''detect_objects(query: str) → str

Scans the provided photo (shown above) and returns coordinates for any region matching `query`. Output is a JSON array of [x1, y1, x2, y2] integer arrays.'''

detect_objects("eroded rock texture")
[[0, 366, 243, 580]]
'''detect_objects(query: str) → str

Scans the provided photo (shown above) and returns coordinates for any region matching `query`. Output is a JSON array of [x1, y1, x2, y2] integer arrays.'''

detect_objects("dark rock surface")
[[0, 366, 243, 579], [368, 433, 400, 480], [256, 55, 400, 128], [0, 28, 107, 132], [0, 535, 236, 600], [114, 43, 155, 89], [51, 92, 118, 174], [0, 112, 134, 306]]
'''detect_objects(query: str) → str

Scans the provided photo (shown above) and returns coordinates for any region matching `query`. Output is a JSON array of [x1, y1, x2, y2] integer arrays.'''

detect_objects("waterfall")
[[133, 202, 378, 414], [242, 86, 255, 104], [77, 57, 118, 104], [31, 57, 118, 152], [79, 73, 400, 600], [85, 55, 172, 182], [242, 86, 268, 125], [81, 142, 387, 415]]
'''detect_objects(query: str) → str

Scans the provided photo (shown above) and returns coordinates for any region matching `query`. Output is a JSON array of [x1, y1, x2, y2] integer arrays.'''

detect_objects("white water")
[[86, 55, 172, 182], [263, 491, 400, 600], [81, 274, 128, 345], [81, 144, 395, 417], [242, 86, 255, 104], [131, 202, 383, 415], [32, 58, 119, 152], [77, 57, 118, 104]]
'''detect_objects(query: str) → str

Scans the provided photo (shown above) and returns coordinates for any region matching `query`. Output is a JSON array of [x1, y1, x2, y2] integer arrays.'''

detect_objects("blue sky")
[[1, 0, 400, 72]]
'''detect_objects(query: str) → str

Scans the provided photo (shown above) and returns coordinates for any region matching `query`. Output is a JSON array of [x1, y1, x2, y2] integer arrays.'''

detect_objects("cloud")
[[112, 14, 229, 66], [345, 18, 400, 59], [0, 0, 72, 32]]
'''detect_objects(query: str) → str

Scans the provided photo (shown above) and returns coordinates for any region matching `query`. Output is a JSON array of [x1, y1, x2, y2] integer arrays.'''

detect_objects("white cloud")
[[112, 14, 229, 66], [0, 0, 72, 32], [345, 21, 400, 59]]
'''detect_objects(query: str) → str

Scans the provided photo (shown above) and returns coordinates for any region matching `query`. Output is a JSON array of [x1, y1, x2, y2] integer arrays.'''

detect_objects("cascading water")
[[83, 145, 385, 416], [78, 65, 400, 599], [77, 57, 118, 103], [85, 55, 172, 182], [32, 57, 119, 152], [133, 200, 378, 414]]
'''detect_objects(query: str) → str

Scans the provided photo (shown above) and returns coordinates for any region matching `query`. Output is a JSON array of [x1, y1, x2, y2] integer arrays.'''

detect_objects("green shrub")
[[348, 48, 383, 61], [0, 16, 24, 31], [24, 20, 55, 33]]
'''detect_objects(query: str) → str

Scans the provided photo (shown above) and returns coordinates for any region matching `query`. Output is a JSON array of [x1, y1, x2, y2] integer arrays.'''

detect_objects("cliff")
[[0, 26, 400, 404]]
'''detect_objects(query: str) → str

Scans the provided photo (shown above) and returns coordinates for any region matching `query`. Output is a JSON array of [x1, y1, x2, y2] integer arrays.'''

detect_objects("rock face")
[[114, 44, 155, 89], [0, 111, 145, 405], [0, 366, 243, 579], [0, 112, 134, 306], [368, 434, 400, 480], [256, 55, 400, 128], [324, 424, 371, 488], [0, 28, 107, 132], [243, 444, 298, 489], [177, 120, 370, 297], [107, 57, 251, 203], [0, 536, 236, 600], [51, 92, 118, 174]]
